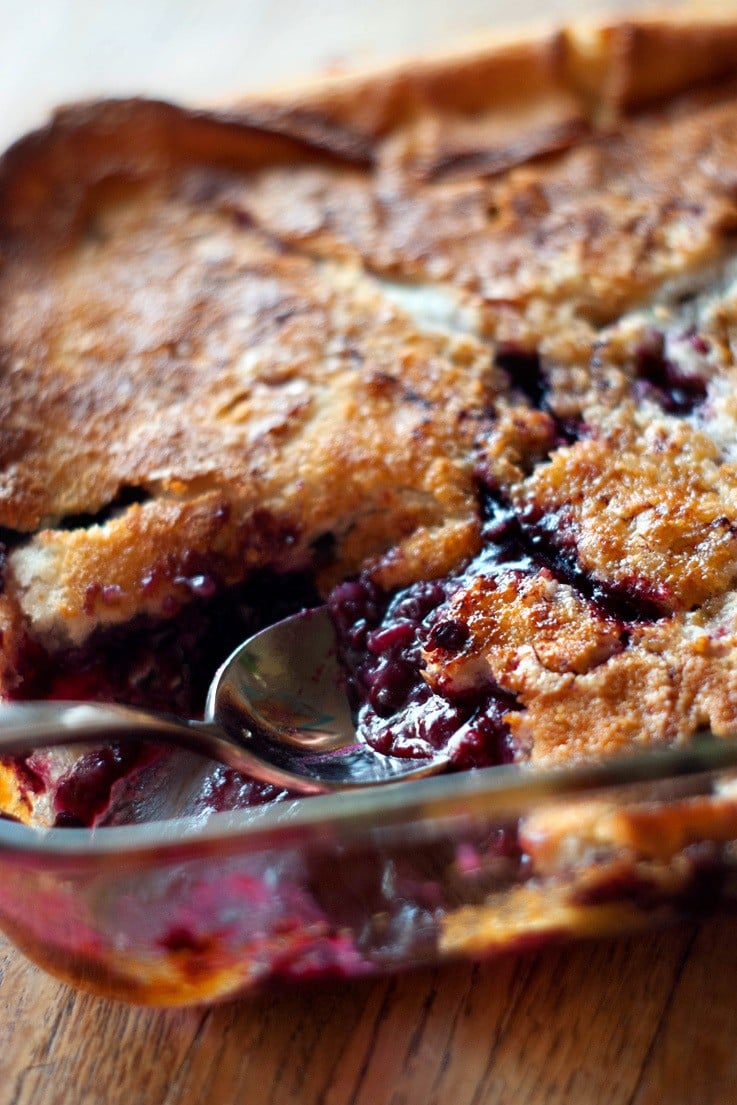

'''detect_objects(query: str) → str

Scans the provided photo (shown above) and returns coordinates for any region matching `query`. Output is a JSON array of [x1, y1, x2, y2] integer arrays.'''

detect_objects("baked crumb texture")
[[4, 9, 737, 824]]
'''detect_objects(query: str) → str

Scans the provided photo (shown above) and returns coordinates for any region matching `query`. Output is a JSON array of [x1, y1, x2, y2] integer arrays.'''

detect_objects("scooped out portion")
[[330, 400, 737, 772], [5, 17, 737, 826]]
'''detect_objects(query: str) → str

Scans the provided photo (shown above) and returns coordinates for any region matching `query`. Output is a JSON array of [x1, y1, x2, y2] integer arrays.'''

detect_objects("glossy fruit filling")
[[633, 327, 709, 416], [10, 572, 319, 826], [328, 567, 518, 768], [7, 319, 710, 823], [328, 479, 670, 768]]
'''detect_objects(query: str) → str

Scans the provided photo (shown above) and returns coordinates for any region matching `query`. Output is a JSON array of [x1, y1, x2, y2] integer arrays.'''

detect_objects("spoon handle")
[[0, 700, 340, 792], [0, 700, 192, 751], [0, 701, 447, 796], [0, 700, 245, 771]]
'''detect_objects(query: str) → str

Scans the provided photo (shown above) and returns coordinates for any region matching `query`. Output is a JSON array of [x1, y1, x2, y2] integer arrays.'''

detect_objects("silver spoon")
[[0, 607, 448, 794]]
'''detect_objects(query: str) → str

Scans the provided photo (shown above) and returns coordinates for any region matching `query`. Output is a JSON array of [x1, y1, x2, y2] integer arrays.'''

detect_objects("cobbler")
[[3, 13, 737, 833]]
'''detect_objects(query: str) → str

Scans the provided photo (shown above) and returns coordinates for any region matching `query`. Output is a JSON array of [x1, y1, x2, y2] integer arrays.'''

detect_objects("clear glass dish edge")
[[2, 731, 736, 865]]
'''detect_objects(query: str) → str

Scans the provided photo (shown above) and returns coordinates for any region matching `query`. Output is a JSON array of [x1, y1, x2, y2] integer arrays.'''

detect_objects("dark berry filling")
[[633, 328, 709, 416], [495, 345, 547, 408], [329, 575, 493, 762], [19, 571, 318, 714], [53, 744, 158, 828], [494, 345, 581, 444], [328, 561, 525, 768], [328, 477, 672, 767], [328, 516, 535, 768], [12, 571, 319, 826]]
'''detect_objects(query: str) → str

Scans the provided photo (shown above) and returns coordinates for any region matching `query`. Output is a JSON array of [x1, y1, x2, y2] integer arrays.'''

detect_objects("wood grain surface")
[[3, 918, 737, 1105], [2, 1, 736, 1103]]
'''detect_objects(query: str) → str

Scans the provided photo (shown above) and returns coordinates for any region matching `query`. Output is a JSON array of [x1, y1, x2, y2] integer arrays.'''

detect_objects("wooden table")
[[3, 917, 737, 1104], [1, 0, 733, 1101]]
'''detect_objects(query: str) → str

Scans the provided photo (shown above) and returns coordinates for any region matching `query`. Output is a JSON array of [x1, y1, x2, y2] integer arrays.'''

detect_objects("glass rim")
[[1, 732, 736, 866]]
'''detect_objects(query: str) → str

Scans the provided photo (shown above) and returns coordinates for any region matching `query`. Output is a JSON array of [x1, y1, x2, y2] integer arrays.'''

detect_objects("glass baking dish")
[[2, 736, 737, 1006]]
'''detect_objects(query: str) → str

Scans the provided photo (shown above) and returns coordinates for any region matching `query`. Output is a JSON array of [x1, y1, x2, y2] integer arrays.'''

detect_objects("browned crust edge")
[[235, 6, 737, 135], [4, 6, 737, 235]]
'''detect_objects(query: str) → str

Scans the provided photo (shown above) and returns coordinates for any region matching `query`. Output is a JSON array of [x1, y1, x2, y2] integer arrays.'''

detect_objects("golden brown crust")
[[234, 86, 737, 354], [566, 9, 737, 117], [3, 8, 737, 861], [1, 166, 498, 644], [0, 13, 736, 646], [240, 30, 580, 144], [246, 9, 737, 143]]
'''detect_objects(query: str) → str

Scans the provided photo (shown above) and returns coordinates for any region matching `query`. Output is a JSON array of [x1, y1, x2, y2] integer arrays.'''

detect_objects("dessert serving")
[[3, 7, 737, 1002]]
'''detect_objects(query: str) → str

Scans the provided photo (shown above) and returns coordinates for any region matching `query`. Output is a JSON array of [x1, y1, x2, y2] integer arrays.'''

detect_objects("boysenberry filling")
[[12, 571, 319, 826], [494, 345, 581, 444], [495, 346, 547, 408], [19, 570, 318, 713], [327, 517, 535, 767], [328, 576, 477, 761], [328, 480, 672, 767], [328, 563, 528, 767], [53, 745, 157, 827], [633, 328, 708, 416]]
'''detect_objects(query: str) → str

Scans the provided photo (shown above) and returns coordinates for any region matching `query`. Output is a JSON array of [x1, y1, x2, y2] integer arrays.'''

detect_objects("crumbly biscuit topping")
[[3, 14, 737, 822]]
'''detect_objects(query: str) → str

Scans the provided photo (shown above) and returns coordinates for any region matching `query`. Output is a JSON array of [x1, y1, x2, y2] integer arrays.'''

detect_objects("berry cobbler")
[[3, 12, 737, 837]]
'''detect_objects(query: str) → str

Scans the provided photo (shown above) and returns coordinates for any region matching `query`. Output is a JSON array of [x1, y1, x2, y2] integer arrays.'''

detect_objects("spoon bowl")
[[0, 607, 448, 794]]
